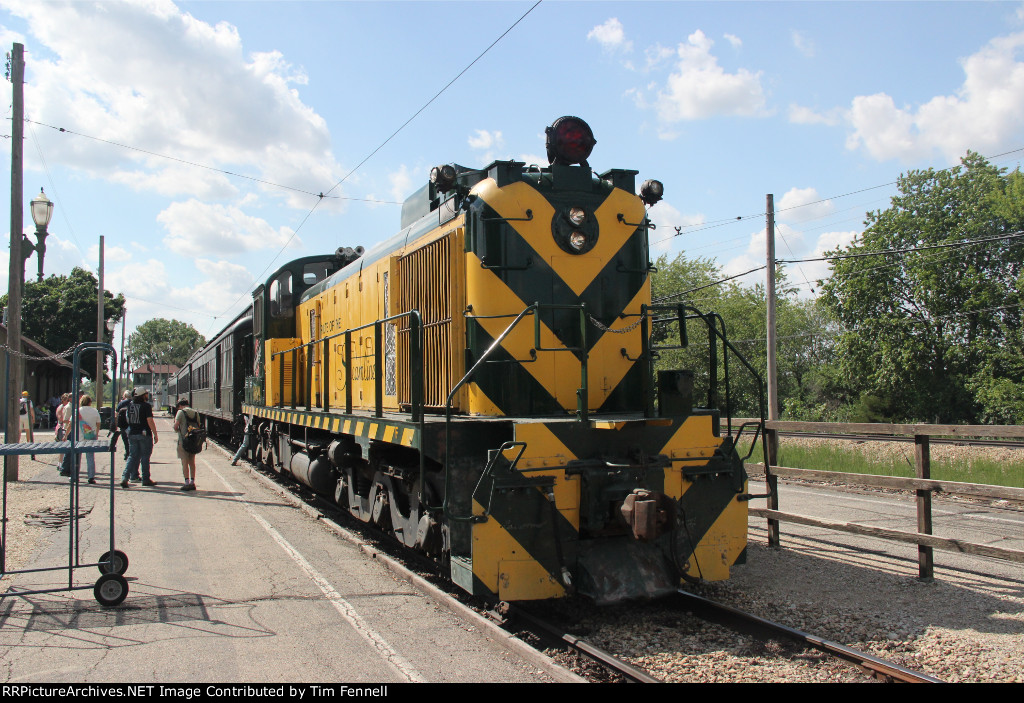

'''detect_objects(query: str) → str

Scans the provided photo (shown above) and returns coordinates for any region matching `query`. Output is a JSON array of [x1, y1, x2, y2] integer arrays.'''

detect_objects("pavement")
[[0, 417, 569, 684]]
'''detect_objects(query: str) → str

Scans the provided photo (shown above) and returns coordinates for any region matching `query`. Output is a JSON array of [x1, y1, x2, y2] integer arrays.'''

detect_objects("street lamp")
[[27, 188, 54, 282]]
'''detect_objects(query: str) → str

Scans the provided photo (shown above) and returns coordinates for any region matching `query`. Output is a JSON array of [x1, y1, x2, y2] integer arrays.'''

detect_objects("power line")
[[779, 230, 1024, 264], [654, 144, 1024, 248], [24, 117, 403, 206], [210, 1, 544, 327]]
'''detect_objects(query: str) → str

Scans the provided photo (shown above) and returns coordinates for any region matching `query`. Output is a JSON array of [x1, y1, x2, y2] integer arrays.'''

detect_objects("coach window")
[[270, 271, 293, 318], [253, 294, 264, 335], [303, 262, 330, 286]]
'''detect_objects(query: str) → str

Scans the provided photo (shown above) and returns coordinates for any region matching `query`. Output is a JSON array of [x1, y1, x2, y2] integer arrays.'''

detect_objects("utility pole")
[[765, 193, 780, 548], [6, 43, 24, 481], [766, 194, 778, 420], [96, 235, 104, 408]]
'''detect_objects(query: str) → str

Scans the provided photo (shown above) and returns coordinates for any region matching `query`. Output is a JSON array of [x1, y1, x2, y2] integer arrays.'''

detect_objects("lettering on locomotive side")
[[352, 364, 376, 381]]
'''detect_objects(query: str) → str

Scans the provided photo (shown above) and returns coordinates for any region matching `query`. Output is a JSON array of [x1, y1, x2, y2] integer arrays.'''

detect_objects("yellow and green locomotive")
[[239, 117, 761, 604]]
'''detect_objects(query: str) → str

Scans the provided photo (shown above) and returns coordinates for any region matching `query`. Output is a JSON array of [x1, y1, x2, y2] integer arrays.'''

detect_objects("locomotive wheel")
[[97, 549, 129, 575], [94, 573, 129, 607]]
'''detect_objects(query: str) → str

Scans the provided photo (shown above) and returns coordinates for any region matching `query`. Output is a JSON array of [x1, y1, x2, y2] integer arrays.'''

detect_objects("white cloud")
[[518, 152, 549, 169], [652, 30, 767, 123], [467, 129, 507, 165], [4, 0, 344, 209], [777, 187, 835, 224], [788, 104, 843, 126], [588, 18, 633, 53], [644, 44, 676, 71], [798, 230, 860, 291], [88, 243, 133, 264], [468, 130, 498, 150], [724, 34, 742, 49], [845, 31, 1024, 162], [157, 199, 298, 258], [646, 201, 705, 254], [791, 30, 815, 58], [389, 165, 414, 203]]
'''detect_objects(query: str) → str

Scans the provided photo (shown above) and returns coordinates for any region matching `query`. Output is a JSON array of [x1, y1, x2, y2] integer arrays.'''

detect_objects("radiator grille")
[[397, 235, 453, 410]]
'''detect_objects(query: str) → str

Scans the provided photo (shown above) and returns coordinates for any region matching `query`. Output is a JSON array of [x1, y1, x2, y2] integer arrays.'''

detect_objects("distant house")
[[0, 323, 74, 427], [132, 363, 180, 411]]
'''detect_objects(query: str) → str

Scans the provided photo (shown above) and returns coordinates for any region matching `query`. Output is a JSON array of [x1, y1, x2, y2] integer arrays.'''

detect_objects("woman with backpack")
[[173, 398, 204, 491]]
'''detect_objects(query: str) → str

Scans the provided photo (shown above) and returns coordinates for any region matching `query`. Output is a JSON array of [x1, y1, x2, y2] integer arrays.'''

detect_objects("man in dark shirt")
[[110, 390, 135, 476], [120, 387, 160, 488]]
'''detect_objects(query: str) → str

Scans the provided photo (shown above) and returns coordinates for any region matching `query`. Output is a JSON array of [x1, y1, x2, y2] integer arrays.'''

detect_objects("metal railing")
[[269, 310, 424, 422]]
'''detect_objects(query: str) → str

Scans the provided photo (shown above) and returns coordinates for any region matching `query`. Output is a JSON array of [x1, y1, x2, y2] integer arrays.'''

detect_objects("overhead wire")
[[24, 118, 403, 205], [207, 0, 544, 333]]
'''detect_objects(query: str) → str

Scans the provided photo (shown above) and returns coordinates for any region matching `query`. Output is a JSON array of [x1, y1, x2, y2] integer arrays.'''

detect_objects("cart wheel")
[[94, 573, 129, 607], [97, 549, 129, 575]]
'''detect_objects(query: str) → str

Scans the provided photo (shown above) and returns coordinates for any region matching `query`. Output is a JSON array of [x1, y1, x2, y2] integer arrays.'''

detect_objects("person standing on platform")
[[59, 394, 79, 475], [77, 395, 101, 484], [110, 389, 134, 473], [19, 391, 36, 460], [173, 398, 201, 491], [121, 387, 159, 488], [56, 393, 72, 476]]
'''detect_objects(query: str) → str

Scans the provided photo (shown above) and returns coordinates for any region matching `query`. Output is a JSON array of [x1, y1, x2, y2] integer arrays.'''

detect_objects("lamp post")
[[27, 188, 53, 282]]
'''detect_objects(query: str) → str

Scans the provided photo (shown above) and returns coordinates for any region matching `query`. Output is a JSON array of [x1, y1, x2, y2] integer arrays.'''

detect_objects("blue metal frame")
[[0, 342, 125, 603]]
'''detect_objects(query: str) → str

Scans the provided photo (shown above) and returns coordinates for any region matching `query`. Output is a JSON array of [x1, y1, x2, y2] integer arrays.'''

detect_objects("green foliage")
[[127, 318, 205, 368], [1, 267, 125, 380], [650, 253, 835, 418], [819, 152, 1024, 422]]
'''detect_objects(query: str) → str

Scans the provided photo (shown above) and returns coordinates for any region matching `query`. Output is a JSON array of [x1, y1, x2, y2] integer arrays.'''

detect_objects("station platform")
[[0, 418, 570, 684]]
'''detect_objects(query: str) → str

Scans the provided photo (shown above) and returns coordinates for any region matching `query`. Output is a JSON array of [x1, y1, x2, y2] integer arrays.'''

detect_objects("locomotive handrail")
[[439, 301, 595, 519], [440, 304, 539, 520], [269, 310, 425, 423], [641, 303, 770, 499]]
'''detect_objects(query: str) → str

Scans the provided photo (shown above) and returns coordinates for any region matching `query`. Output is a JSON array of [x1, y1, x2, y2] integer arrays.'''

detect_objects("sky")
[[2, 0, 1024, 347]]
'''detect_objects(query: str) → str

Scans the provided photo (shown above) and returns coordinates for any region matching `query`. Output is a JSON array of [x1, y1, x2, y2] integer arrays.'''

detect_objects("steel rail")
[[673, 590, 943, 683], [510, 605, 663, 683]]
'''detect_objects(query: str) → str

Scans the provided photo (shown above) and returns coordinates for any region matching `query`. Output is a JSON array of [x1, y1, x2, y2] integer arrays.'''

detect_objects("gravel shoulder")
[[548, 490, 1023, 683]]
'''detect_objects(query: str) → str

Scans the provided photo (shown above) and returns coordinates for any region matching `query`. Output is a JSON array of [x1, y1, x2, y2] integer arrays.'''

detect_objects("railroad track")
[[216, 437, 944, 683], [510, 592, 942, 683], [668, 590, 942, 683]]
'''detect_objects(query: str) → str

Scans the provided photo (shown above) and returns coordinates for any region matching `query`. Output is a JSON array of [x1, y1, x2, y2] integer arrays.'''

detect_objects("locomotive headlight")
[[569, 231, 587, 251], [568, 207, 586, 226], [545, 116, 597, 166], [430, 164, 458, 193], [639, 179, 665, 206]]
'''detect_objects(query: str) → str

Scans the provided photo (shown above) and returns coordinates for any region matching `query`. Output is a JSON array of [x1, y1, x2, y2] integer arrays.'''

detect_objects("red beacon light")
[[545, 116, 596, 167]]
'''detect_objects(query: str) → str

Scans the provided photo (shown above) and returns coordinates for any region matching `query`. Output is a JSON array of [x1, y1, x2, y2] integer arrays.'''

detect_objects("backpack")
[[181, 410, 206, 454], [116, 406, 129, 431]]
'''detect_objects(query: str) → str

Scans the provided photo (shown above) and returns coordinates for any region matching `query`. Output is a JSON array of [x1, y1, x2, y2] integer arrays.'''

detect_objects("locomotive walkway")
[[0, 417, 571, 684]]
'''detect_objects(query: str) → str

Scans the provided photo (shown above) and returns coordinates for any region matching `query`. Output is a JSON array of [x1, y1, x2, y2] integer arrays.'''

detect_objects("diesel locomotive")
[[172, 117, 765, 604]]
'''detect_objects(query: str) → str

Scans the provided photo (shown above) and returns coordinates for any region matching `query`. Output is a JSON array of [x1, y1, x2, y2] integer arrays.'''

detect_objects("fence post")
[[766, 426, 780, 548], [915, 434, 934, 580]]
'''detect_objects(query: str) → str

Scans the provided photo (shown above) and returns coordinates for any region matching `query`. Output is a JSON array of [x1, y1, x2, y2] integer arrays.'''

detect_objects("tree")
[[1, 267, 125, 380], [650, 253, 835, 419], [819, 153, 1024, 423], [127, 318, 205, 369]]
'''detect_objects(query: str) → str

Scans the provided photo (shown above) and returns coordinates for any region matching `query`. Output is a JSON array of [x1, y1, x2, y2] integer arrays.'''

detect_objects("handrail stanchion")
[[322, 339, 330, 412], [277, 352, 284, 408], [305, 341, 313, 410], [374, 322, 383, 418], [290, 349, 297, 409]]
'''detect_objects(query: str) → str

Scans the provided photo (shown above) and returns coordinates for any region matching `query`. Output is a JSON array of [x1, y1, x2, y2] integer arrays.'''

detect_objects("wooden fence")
[[741, 421, 1024, 579]]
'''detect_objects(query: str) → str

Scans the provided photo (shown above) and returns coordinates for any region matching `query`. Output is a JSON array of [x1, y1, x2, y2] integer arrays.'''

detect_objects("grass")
[[738, 437, 1024, 489]]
